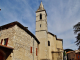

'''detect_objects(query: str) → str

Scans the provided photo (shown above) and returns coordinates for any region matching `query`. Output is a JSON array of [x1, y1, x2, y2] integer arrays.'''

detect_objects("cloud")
[[44, 0, 80, 50], [0, 0, 80, 50], [0, 0, 36, 33]]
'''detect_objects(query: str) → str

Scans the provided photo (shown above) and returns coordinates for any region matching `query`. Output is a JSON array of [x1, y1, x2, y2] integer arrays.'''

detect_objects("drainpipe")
[[33, 38, 34, 60]]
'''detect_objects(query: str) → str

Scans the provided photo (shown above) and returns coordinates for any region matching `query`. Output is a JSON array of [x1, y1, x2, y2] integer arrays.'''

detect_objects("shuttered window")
[[1, 39, 3, 44], [36, 48, 37, 56], [30, 47, 32, 53], [4, 38, 8, 46]]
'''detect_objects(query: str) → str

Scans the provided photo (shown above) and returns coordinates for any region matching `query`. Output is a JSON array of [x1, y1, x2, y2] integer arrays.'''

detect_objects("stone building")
[[36, 2, 63, 60], [0, 22, 40, 60], [0, 2, 63, 60], [67, 50, 80, 60]]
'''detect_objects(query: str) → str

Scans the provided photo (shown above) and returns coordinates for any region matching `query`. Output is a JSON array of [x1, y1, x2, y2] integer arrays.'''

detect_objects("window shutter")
[[36, 48, 37, 56], [4, 38, 8, 46], [1, 39, 3, 44], [6, 38, 8, 46], [30, 47, 32, 53]]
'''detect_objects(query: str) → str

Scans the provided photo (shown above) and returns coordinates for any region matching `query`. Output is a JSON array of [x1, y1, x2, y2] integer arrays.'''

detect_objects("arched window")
[[40, 24, 41, 27], [40, 14, 42, 19], [48, 41, 50, 46]]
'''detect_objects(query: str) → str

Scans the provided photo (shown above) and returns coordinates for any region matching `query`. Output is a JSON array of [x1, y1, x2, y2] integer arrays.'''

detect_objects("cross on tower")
[[41, 0, 42, 2]]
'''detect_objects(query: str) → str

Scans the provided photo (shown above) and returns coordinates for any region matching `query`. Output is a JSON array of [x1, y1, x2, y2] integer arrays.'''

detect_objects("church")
[[0, 2, 63, 60]]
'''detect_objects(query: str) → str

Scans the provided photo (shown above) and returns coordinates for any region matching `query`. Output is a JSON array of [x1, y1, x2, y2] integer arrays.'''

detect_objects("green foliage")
[[64, 51, 66, 56], [73, 22, 80, 46]]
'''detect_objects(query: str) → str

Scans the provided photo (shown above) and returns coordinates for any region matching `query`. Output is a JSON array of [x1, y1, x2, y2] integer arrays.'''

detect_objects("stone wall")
[[0, 25, 15, 47], [56, 40, 63, 49], [48, 33, 63, 60], [36, 9, 49, 60], [0, 25, 38, 60]]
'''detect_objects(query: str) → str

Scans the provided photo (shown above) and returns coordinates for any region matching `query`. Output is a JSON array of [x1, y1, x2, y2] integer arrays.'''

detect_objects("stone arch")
[[40, 14, 42, 19], [0, 49, 6, 60]]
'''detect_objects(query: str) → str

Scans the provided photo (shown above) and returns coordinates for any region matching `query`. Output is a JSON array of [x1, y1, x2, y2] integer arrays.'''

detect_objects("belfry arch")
[[40, 14, 42, 19]]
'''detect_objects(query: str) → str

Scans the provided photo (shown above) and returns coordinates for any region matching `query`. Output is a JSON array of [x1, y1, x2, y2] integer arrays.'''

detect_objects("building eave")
[[51, 51, 61, 53], [0, 21, 40, 44], [48, 32, 63, 41]]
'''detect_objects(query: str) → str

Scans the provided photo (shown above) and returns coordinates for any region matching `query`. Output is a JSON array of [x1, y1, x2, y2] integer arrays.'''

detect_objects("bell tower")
[[36, 2, 49, 60]]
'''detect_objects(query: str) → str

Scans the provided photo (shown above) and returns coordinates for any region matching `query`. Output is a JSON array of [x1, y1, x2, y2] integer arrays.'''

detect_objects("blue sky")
[[0, 0, 80, 50]]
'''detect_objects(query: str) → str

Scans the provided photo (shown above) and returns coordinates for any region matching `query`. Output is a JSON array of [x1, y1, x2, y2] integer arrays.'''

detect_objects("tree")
[[73, 22, 80, 46], [64, 49, 73, 52]]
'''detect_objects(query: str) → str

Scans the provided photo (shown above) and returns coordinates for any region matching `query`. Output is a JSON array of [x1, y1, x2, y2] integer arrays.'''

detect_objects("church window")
[[40, 24, 41, 27], [48, 41, 50, 46], [4, 38, 8, 46], [40, 14, 42, 19], [30, 47, 32, 53]]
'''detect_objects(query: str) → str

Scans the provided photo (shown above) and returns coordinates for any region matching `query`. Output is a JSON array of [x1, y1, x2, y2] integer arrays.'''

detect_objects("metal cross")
[[41, 0, 42, 2]]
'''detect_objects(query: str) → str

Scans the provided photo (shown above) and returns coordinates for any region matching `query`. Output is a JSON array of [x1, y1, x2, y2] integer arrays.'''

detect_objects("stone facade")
[[36, 2, 63, 60], [0, 2, 63, 60], [48, 32, 63, 60], [0, 23, 39, 60], [67, 50, 80, 60], [36, 2, 49, 59]]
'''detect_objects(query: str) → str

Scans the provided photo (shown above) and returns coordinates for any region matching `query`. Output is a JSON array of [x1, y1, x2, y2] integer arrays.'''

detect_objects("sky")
[[0, 0, 80, 50]]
